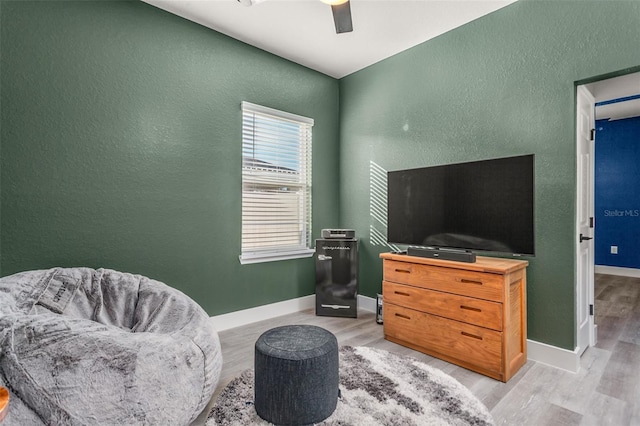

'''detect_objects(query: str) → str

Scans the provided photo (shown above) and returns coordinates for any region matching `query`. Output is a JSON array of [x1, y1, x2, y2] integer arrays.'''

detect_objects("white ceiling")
[[142, 0, 517, 78], [142, 0, 640, 119], [587, 72, 640, 121]]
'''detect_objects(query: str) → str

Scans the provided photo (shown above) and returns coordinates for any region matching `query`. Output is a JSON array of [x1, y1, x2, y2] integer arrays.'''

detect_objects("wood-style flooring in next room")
[[195, 274, 640, 425]]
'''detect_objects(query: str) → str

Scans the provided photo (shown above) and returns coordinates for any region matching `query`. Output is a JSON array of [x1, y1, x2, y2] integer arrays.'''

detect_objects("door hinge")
[[590, 304, 594, 316], [590, 217, 594, 228], [590, 128, 596, 141]]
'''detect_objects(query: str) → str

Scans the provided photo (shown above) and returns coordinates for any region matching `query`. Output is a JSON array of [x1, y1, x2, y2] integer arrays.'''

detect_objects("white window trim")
[[239, 248, 315, 265], [239, 102, 314, 265], [241, 102, 314, 126]]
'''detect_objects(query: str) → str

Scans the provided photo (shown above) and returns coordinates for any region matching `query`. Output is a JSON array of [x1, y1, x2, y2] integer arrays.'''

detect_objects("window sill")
[[239, 248, 315, 265]]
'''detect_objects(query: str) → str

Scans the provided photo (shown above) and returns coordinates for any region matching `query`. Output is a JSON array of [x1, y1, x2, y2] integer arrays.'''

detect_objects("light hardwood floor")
[[197, 274, 640, 425]]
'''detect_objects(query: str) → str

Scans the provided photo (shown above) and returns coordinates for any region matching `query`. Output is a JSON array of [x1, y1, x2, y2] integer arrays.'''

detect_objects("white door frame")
[[575, 84, 597, 355]]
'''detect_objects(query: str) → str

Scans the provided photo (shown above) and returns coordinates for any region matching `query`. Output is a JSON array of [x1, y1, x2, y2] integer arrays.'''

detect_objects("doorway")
[[576, 70, 640, 355]]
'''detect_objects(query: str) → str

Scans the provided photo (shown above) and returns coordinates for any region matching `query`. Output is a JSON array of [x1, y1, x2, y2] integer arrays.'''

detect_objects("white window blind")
[[239, 102, 314, 264]]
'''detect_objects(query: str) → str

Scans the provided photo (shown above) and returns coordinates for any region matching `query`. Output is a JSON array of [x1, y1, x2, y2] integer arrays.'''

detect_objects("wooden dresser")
[[380, 252, 528, 382]]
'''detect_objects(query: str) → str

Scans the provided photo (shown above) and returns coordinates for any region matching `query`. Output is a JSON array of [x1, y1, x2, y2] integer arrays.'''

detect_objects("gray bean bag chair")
[[0, 267, 222, 425]]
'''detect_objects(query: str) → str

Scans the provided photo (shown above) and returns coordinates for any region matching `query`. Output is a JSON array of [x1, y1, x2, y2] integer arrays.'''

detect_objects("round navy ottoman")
[[254, 325, 339, 425]]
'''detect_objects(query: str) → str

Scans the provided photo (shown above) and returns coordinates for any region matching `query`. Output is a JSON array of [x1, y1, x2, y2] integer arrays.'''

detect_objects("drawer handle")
[[395, 268, 411, 274], [461, 331, 483, 340], [460, 305, 482, 312], [395, 313, 411, 320], [394, 291, 411, 297], [460, 278, 483, 285]]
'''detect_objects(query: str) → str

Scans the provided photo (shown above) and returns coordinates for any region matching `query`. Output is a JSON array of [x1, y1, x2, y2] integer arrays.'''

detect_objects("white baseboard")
[[358, 294, 377, 313], [211, 294, 578, 373], [526, 339, 580, 373], [211, 295, 315, 332], [595, 265, 640, 278], [211, 294, 377, 332]]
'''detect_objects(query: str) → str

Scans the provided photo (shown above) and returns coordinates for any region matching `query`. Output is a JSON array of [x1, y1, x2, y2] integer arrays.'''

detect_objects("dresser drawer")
[[383, 260, 503, 302], [384, 303, 502, 374], [383, 281, 503, 331]]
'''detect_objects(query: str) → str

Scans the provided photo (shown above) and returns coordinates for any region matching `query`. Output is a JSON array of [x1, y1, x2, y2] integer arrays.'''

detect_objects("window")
[[239, 102, 314, 264]]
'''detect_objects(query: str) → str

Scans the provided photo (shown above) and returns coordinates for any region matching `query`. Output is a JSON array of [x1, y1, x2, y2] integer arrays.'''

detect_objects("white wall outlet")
[[611, 245, 618, 254]]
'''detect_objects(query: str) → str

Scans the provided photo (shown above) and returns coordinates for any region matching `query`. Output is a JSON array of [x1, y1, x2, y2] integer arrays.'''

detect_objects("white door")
[[576, 85, 596, 356]]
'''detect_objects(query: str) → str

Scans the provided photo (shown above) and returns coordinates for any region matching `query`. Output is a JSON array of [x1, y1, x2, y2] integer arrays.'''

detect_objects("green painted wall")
[[339, 0, 640, 350], [2, 0, 639, 351], [0, 1, 2, 277], [0, 0, 340, 315]]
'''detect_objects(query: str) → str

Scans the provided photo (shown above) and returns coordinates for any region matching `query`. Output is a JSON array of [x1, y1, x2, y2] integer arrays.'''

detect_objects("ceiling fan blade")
[[331, 1, 353, 34]]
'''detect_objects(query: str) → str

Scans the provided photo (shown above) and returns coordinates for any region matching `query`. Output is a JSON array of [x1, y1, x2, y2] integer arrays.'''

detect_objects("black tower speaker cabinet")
[[315, 237, 358, 318]]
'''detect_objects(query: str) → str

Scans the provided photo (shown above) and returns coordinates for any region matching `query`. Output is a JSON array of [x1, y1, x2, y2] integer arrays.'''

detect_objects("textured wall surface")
[[339, 0, 640, 350], [0, 1, 3, 277], [3, 0, 640, 350], [595, 116, 640, 268], [0, 1, 340, 315]]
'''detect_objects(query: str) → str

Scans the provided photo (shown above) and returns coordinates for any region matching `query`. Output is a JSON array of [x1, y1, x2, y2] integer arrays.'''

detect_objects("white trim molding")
[[211, 295, 315, 332], [526, 339, 580, 373], [357, 294, 376, 313], [239, 248, 315, 265], [211, 294, 580, 374], [595, 265, 640, 278], [211, 294, 377, 332]]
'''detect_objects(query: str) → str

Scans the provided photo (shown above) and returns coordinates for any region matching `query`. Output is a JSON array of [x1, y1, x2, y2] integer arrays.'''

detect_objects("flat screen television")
[[387, 154, 535, 258]]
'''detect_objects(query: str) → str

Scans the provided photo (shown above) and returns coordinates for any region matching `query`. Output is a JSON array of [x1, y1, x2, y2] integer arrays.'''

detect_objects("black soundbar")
[[407, 247, 476, 263]]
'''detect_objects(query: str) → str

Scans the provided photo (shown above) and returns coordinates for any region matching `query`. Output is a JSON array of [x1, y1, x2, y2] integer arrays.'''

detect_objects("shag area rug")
[[206, 346, 494, 426]]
